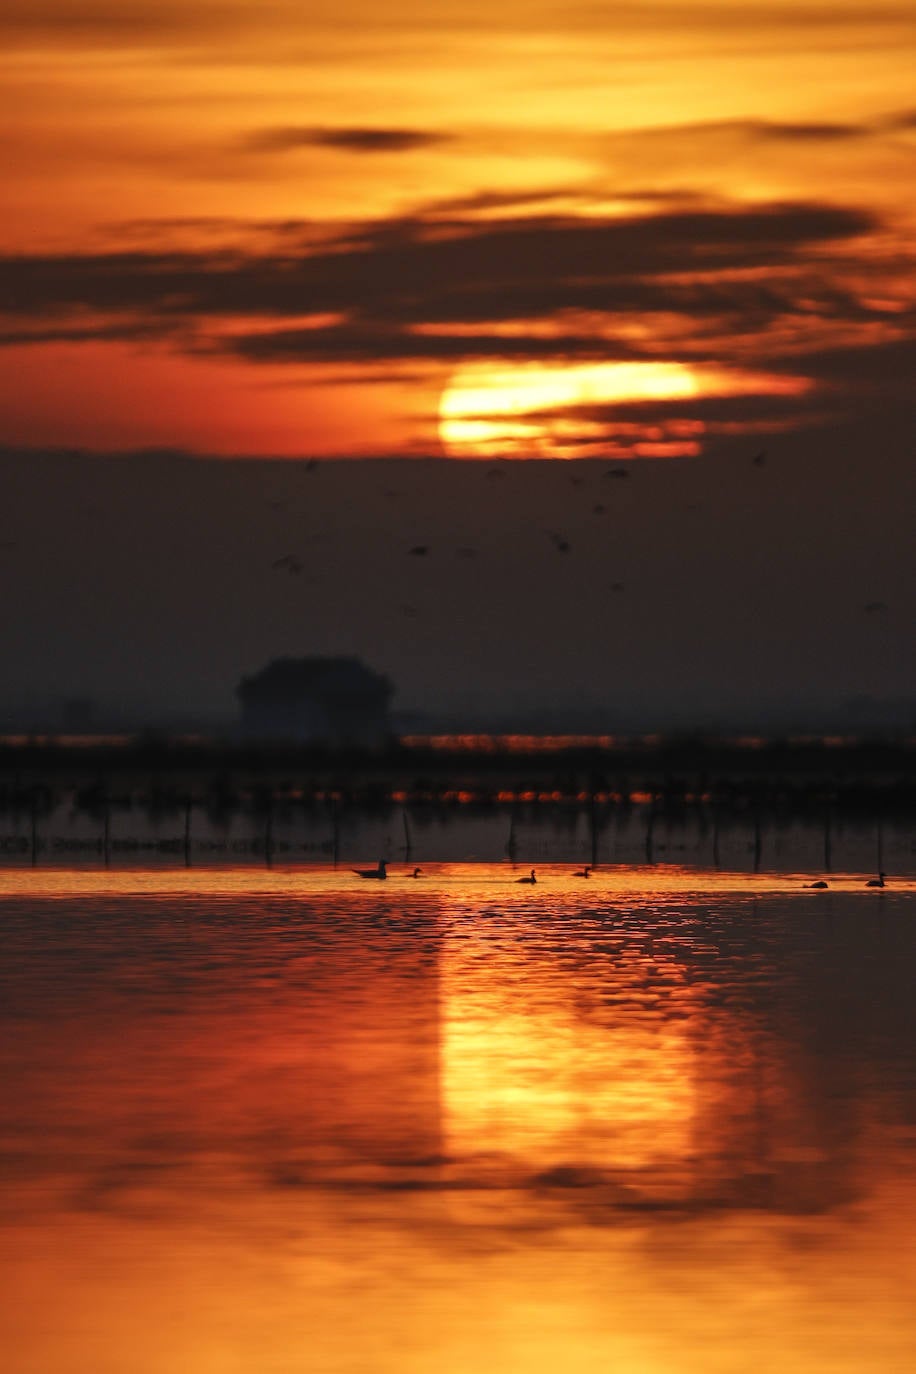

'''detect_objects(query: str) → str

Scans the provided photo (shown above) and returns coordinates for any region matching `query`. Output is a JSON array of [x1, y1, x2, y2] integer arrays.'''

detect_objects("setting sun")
[[439, 360, 702, 458]]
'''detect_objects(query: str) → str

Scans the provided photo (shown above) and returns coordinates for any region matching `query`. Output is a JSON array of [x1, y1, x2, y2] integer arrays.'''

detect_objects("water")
[[2, 866, 916, 1372]]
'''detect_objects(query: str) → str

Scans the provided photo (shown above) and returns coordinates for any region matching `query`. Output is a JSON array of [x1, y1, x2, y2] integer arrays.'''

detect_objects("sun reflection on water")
[[1, 867, 916, 1373]]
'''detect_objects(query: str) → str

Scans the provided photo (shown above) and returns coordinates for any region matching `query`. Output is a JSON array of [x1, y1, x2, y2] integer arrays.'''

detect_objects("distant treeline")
[[0, 736, 914, 821]]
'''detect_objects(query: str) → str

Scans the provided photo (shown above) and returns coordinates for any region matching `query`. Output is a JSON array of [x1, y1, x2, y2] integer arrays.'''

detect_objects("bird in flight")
[[272, 554, 303, 575]]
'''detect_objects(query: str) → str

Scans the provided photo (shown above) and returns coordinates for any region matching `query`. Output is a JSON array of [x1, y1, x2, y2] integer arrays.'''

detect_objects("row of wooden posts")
[[7, 798, 888, 871]]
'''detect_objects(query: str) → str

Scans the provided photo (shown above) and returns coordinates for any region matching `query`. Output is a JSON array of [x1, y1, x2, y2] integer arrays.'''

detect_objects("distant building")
[[237, 656, 393, 747]]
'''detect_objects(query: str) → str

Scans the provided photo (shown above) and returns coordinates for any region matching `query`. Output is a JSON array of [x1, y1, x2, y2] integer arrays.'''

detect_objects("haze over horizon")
[[2, 443, 913, 734]]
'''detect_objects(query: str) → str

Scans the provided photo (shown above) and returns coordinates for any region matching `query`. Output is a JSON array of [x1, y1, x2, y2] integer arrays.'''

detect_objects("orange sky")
[[2, 0, 914, 457]]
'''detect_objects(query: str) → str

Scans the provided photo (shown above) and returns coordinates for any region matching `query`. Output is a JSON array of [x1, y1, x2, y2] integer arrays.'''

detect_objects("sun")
[[438, 360, 702, 459]]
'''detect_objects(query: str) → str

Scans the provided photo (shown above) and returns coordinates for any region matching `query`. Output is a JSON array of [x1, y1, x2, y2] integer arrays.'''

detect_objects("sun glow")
[[439, 360, 702, 458]]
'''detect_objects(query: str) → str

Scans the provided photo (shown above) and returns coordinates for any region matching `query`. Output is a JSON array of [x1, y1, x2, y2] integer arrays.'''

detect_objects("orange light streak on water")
[[2, 867, 916, 1373]]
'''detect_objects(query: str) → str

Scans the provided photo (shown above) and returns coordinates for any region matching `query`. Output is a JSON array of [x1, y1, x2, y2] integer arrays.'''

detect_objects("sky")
[[1, 2, 914, 726]]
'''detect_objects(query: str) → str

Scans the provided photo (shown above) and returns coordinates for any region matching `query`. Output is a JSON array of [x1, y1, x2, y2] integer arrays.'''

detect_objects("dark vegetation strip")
[[0, 737, 914, 823]]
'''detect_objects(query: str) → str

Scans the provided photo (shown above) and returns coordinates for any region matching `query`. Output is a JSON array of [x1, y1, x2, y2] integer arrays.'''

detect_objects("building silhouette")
[[237, 656, 393, 746]]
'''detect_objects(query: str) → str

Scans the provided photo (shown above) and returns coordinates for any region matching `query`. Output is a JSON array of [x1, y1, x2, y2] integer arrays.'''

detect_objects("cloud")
[[228, 323, 638, 364], [243, 126, 453, 154], [0, 0, 222, 41], [1, 194, 909, 432], [0, 201, 875, 326], [881, 109, 916, 130], [724, 120, 867, 142]]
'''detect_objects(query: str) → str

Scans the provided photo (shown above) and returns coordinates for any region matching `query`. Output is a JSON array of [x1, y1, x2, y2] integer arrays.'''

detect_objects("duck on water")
[[516, 869, 537, 884], [353, 860, 387, 880]]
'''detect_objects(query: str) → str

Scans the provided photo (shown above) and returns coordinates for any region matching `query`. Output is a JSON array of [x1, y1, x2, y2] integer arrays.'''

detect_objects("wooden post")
[[264, 796, 274, 868], [506, 808, 517, 863], [184, 797, 192, 868]]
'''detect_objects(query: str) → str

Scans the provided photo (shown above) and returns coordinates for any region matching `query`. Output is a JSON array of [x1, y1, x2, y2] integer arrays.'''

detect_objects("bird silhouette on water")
[[516, 869, 537, 884], [410, 867, 424, 878], [353, 860, 387, 879], [574, 866, 591, 878], [866, 871, 887, 887], [804, 880, 829, 889]]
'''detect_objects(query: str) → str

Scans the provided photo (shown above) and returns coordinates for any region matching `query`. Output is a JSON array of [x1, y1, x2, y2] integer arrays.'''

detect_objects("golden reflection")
[[2, 867, 916, 1373], [440, 918, 698, 1178]]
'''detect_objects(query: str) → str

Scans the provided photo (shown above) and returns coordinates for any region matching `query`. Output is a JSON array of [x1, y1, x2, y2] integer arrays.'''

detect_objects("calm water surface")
[[2, 866, 916, 1373]]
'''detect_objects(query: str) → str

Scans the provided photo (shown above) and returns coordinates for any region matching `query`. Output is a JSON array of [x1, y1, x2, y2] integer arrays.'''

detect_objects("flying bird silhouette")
[[547, 531, 571, 554], [272, 554, 303, 575]]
